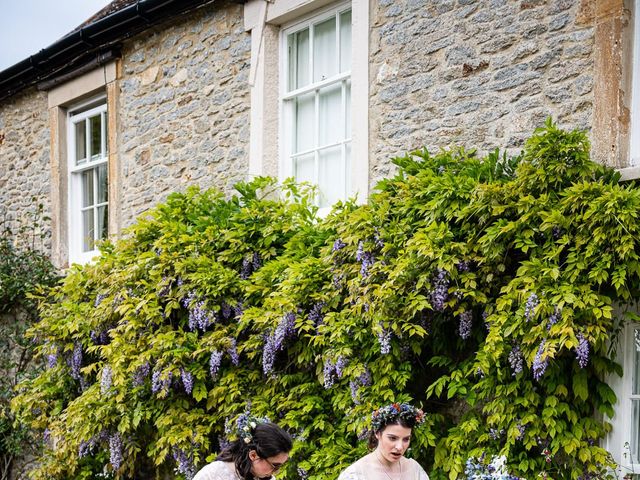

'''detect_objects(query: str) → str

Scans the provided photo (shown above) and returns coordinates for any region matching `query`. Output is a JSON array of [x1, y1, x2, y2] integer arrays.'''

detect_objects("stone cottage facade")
[[0, 0, 639, 475]]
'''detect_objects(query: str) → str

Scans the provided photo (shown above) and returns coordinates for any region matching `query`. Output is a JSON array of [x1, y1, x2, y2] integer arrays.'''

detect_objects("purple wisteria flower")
[[508, 345, 524, 376], [210, 350, 223, 379], [373, 228, 384, 249], [70, 342, 83, 380], [151, 369, 172, 395], [172, 447, 196, 480], [233, 301, 244, 319], [188, 299, 214, 331], [181, 291, 197, 309], [576, 333, 590, 368], [228, 338, 240, 366], [309, 302, 326, 329], [335, 356, 348, 379], [262, 334, 277, 376], [323, 360, 336, 389], [240, 253, 262, 279], [489, 428, 504, 440], [158, 277, 171, 298], [94, 293, 107, 307], [517, 423, 526, 441], [349, 368, 372, 404], [43, 428, 51, 443], [181, 368, 194, 395], [133, 362, 150, 387], [47, 348, 58, 369], [458, 311, 473, 339], [456, 261, 470, 272], [547, 307, 561, 331], [430, 269, 449, 312], [356, 241, 375, 277], [377, 328, 392, 355], [332, 239, 346, 252], [109, 433, 123, 471], [297, 467, 309, 480], [524, 293, 539, 321], [100, 366, 113, 395], [533, 340, 548, 381]]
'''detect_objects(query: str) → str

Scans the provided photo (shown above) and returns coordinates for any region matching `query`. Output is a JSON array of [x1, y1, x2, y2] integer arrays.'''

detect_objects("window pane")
[[82, 170, 95, 208], [75, 120, 86, 165], [82, 209, 95, 252], [632, 399, 640, 461], [293, 153, 315, 185], [319, 83, 342, 147], [288, 28, 310, 91], [104, 112, 109, 155], [339, 10, 352, 73], [294, 92, 315, 154], [318, 145, 343, 208], [633, 328, 640, 395], [98, 205, 108, 241], [98, 163, 108, 204], [313, 17, 337, 82], [90, 114, 102, 160]]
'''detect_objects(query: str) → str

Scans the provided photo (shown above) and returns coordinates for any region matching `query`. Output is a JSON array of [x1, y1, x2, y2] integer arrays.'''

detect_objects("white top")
[[192, 460, 275, 480], [337, 452, 429, 480]]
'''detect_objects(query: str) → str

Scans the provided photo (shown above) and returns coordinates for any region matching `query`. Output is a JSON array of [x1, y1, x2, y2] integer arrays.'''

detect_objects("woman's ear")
[[248, 449, 259, 462]]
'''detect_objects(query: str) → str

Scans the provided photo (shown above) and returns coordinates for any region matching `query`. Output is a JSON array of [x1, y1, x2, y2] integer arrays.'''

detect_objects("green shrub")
[[12, 121, 640, 479], [1, 203, 58, 480]]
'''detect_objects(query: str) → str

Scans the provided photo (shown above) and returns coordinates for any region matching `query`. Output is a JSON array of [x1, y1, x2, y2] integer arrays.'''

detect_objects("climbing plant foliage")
[[12, 121, 640, 480]]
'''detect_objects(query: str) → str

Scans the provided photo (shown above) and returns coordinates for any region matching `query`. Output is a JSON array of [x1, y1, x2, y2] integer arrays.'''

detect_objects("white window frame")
[[279, 1, 352, 210], [67, 98, 109, 265], [630, 0, 640, 167], [606, 322, 640, 478]]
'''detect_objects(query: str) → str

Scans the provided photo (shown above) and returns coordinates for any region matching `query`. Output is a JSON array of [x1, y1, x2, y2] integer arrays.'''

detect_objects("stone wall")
[[369, 0, 596, 185], [118, 1, 251, 228], [0, 89, 52, 253]]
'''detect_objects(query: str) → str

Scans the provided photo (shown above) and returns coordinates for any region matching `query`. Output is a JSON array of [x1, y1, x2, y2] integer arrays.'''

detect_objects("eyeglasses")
[[261, 457, 286, 473]]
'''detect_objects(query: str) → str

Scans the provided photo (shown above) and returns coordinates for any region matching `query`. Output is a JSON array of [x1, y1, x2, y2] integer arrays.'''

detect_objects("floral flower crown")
[[371, 403, 425, 432], [235, 413, 270, 444]]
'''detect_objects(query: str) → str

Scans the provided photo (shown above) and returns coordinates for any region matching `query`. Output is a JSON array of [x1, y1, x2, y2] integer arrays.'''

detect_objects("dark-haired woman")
[[337, 403, 429, 480], [193, 415, 292, 480]]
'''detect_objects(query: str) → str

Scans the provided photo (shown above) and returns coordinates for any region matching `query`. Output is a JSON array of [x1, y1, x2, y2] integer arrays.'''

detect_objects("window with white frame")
[[68, 99, 109, 264], [281, 3, 352, 208]]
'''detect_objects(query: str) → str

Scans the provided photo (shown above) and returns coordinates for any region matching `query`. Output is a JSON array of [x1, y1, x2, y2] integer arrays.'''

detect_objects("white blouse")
[[337, 452, 429, 480], [192, 460, 275, 480]]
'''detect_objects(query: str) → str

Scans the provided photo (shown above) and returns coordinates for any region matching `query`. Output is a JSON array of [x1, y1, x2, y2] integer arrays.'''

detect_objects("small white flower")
[[243, 426, 250, 431], [244, 437, 251, 444], [250, 421, 257, 428]]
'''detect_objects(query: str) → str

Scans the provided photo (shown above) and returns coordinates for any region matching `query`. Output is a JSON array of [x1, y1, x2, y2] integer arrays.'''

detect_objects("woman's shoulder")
[[192, 460, 237, 480], [337, 456, 367, 480], [404, 457, 429, 479]]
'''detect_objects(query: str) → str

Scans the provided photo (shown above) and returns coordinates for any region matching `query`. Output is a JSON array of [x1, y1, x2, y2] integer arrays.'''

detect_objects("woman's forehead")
[[382, 424, 412, 436]]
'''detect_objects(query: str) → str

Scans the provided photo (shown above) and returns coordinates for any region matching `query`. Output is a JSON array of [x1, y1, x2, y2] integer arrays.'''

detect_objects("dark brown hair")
[[367, 415, 417, 449], [217, 423, 292, 480]]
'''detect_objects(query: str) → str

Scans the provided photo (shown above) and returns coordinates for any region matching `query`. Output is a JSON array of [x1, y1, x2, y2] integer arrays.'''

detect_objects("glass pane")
[[97, 163, 108, 204], [294, 92, 315, 154], [82, 170, 94, 208], [345, 82, 351, 139], [75, 120, 86, 165], [82, 209, 95, 252], [104, 112, 109, 155], [90, 114, 102, 160], [632, 399, 640, 461], [633, 329, 640, 395], [98, 205, 108, 241], [318, 146, 343, 208], [293, 153, 315, 185], [319, 83, 342, 147], [339, 10, 352, 73], [288, 28, 310, 91], [313, 16, 337, 82]]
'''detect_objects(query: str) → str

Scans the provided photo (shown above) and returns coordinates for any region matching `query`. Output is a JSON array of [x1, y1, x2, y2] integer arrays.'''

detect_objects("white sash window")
[[68, 100, 108, 264], [281, 3, 352, 208]]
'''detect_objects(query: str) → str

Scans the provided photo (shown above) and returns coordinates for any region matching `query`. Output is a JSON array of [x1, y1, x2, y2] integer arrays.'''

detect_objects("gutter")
[[0, 0, 218, 102]]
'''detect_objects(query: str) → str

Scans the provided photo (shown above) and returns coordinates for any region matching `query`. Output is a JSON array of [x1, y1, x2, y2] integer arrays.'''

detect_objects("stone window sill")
[[618, 166, 640, 181]]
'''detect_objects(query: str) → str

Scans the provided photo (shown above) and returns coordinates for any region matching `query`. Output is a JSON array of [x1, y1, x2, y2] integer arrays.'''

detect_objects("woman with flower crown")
[[337, 403, 429, 480], [193, 414, 292, 480]]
